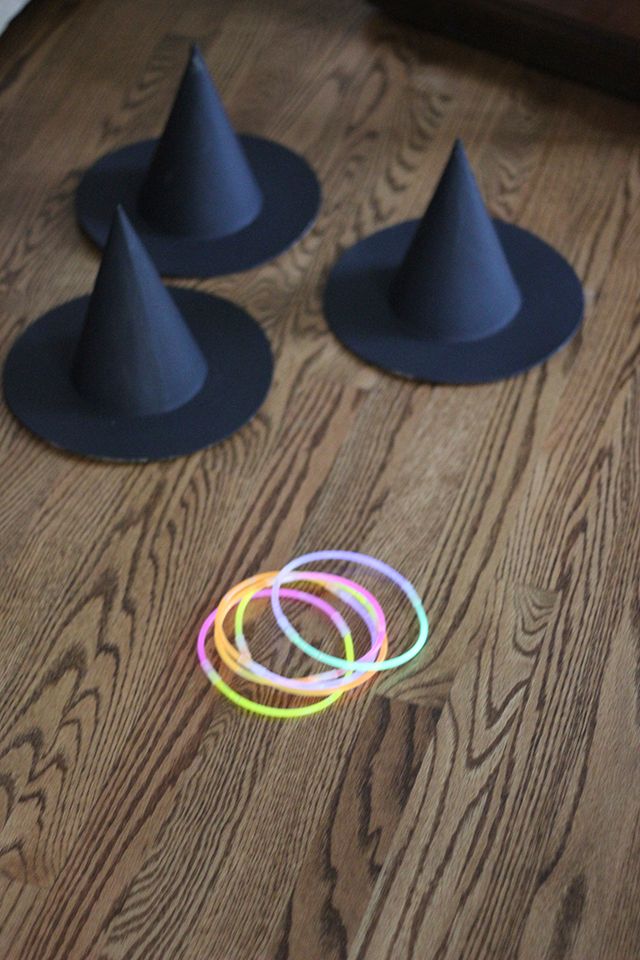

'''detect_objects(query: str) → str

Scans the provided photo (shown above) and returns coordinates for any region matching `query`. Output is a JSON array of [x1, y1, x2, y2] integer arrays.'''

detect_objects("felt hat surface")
[[76, 46, 320, 277], [325, 141, 584, 383], [3, 208, 273, 461]]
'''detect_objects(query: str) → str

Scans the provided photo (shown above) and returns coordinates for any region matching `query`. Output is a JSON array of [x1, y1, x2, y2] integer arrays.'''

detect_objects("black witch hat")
[[3, 207, 273, 461], [324, 140, 583, 383], [76, 46, 320, 278]]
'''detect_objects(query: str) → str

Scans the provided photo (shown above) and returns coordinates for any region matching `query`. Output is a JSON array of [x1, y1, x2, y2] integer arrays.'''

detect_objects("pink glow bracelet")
[[197, 583, 359, 718]]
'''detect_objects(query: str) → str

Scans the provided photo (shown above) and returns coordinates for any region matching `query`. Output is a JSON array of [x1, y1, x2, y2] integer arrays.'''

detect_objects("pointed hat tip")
[[442, 138, 477, 186], [104, 205, 162, 283], [110, 204, 138, 243], [449, 138, 470, 166], [187, 43, 207, 72]]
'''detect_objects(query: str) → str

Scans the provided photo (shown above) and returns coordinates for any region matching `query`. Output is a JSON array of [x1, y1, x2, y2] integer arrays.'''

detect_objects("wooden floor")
[[0, 1, 639, 957]]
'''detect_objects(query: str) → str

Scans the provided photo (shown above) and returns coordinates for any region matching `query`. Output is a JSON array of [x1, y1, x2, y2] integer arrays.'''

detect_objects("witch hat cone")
[[76, 45, 320, 278], [389, 141, 523, 342], [71, 206, 209, 415], [136, 46, 263, 239], [3, 208, 273, 461], [325, 140, 584, 383]]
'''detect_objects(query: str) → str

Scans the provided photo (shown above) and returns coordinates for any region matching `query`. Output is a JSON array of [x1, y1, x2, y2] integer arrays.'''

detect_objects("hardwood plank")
[[349, 330, 640, 957], [270, 698, 439, 960], [0, 876, 45, 957], [0, 375, 365, 953]]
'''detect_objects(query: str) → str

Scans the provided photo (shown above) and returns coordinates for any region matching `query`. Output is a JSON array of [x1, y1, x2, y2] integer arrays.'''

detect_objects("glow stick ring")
[[213, 570, 386, 688], [219, 582, 376, 695], [197, 585, 357, 718], [233, 572, 386, 690], [271, 550, 429, 673], [219, 570, 386, 681], [215, 571, 387, 695]]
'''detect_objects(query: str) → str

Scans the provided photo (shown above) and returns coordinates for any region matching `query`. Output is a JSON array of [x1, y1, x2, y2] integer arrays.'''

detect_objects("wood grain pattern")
[[0, 0, 639, 957]]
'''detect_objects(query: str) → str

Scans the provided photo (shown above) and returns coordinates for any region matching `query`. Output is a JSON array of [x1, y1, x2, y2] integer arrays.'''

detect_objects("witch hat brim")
[[76, 135, 320, 279], [324, 218, 584, 384], [3, 287, 272, 461]]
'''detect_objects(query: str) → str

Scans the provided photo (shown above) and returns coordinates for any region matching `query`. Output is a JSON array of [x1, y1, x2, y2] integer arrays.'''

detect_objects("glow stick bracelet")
[[271, 550, 429, 673], [234, 573, 386, 690], [197, 586, 355, 718], [216, 571, 387, 695], [213, 570, 386, 685]]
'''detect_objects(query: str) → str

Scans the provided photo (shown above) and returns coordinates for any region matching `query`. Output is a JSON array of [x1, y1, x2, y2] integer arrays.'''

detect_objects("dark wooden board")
[[374, 0, 640, 99]]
